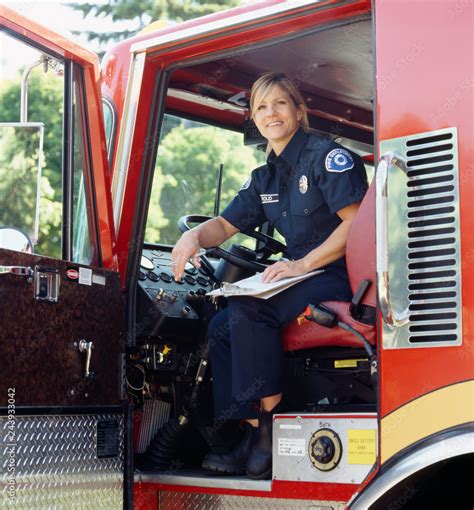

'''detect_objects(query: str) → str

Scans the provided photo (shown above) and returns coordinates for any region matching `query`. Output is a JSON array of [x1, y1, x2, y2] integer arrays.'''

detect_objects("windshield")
[[145, 114, 266, 247]]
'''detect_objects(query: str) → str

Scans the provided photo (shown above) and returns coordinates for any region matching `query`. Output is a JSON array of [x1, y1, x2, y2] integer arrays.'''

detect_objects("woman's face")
[[252, 85, 303, 150]]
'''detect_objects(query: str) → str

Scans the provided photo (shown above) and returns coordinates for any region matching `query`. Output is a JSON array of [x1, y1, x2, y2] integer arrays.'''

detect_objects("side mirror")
[[0, 227, 33, 253]]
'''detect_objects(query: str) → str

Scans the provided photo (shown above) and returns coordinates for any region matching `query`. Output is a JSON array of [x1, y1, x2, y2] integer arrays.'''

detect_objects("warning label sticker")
[[79, 267, 92, 286], [278, 437, 305, 457], [334, 359, 365, 368], [347, 429, 377, 465]]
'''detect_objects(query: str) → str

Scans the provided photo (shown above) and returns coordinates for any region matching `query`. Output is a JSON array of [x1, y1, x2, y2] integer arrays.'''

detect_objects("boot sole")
[[246, 467, 272, 480], [202, 461, 246, 476]]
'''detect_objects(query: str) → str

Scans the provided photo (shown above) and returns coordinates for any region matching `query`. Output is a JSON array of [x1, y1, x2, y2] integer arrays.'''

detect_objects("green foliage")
[[0, 71, 64, 257], [71, 0, 242, 50], [146, 121, 265, 245], [0, 72, 64, 193]]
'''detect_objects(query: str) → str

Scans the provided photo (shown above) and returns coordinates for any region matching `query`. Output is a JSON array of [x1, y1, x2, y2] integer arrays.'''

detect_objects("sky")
[[2, 0, 136, 51], [1, 0, 140, 81]]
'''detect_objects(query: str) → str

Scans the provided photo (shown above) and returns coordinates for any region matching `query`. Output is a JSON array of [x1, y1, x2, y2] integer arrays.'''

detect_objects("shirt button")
[[282, 211, 287, 217], [304, 208, 309, 214]]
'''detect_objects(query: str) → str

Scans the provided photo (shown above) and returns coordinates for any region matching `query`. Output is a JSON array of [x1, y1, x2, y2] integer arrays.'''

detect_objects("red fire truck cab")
[[1, 1, 472, 509]]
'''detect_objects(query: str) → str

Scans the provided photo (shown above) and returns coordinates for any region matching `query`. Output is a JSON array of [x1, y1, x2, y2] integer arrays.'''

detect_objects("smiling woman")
[[171, 71, 368, 480], [251, 73, 307, 155]]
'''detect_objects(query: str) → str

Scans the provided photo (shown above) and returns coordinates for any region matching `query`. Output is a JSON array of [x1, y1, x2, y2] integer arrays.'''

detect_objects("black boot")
[[246, 401, 283, 480], [202, 422, 258, 475]]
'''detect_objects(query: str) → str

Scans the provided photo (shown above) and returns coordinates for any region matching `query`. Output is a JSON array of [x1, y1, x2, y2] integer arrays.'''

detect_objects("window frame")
[[102, 95, 118, 167], [66, 63, 102, 266]]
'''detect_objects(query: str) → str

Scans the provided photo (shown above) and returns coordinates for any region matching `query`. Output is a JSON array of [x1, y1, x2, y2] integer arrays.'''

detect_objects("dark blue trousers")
[[207, 267, 352, 420]]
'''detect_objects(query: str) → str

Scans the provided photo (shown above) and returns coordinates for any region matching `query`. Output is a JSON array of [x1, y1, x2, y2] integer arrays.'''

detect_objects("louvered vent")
[[405, 128, 461, 344]]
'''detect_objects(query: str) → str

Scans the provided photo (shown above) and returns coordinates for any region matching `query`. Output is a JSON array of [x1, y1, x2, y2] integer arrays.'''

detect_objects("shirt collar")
[[267, 128, 307, 169]]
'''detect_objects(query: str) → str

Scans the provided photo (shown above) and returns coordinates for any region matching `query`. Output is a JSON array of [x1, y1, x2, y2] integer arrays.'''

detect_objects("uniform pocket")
[[292, 187, 325, 216], [262, 201, 282, 224]]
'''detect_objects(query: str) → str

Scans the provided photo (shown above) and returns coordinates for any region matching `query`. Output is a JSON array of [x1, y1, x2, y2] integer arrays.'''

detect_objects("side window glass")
[[0, 32, 63, 257], [102, 97, 116, 164], [145, 113, 266, 249], [0, 33, 97, 264]]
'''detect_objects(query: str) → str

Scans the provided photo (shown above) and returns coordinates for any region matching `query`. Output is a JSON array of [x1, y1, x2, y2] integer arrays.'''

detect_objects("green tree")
[[0, 71, 64, 257], [0, 71, 64, 195], [146, 121, 265, 245], [72, 0, 242, 51]]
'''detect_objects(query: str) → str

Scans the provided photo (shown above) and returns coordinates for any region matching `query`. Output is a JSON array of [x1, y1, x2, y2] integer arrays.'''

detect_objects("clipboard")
[[206, 270, 324, 300]]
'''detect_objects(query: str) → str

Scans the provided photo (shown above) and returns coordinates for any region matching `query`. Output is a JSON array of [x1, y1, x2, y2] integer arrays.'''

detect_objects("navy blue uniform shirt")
[[221, 128, 368, 269]]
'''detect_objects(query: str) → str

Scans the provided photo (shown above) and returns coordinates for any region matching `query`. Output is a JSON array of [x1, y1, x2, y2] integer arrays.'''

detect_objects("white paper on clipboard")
[[206, 270, 323, 300]]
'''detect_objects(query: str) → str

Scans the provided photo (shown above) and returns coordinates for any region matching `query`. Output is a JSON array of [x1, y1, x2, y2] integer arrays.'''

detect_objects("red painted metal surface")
[[374, 0, 474, 419], [134, 480, 357, 509], [0, 5, 117, 270]]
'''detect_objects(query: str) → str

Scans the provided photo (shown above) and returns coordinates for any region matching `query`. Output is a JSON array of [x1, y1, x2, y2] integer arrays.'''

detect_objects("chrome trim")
[[112, 52, 146, 233], [136, 470, 272, 492], [376, 152, 410, 328], [0, 265, 33, 277], [378, 128, 462, 349], [157, 490, 344, 509], [78, 339, 94, 378], [130, 0, 327, 55], [20, 55, 49, 123], [349, 429, 474, 509], [0, 413, 124, 508]]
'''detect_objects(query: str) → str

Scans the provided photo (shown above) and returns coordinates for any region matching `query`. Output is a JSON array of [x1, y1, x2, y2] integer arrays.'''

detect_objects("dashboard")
[[136, 247, 214, 339]]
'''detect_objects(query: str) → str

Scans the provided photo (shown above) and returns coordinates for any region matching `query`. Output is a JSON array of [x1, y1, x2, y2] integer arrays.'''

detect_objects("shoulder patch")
[[240, 177, 251, 191], [325, 148, 354, 173]]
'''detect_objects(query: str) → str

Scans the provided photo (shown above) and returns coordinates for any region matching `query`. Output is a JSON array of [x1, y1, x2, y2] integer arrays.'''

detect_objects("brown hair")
[[250, 72, 309, 132]]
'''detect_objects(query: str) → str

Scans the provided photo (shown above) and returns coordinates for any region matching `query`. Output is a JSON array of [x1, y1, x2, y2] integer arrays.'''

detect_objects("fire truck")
[[1, 1, 472, 508]]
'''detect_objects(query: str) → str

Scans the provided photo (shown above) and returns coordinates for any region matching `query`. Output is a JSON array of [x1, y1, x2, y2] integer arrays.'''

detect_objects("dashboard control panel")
[[136, 248, 213, 337]]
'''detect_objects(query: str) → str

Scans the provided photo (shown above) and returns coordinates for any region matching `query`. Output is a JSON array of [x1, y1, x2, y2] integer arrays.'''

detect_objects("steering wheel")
[[178, 215, 288, 274]]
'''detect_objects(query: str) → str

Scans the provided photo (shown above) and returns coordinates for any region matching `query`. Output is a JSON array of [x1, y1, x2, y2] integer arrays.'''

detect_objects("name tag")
[[260, 194, 279, 204]]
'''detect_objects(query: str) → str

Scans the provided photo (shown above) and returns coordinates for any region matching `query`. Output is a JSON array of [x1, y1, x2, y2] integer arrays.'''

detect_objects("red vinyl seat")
[[282, 181, 376, 352]]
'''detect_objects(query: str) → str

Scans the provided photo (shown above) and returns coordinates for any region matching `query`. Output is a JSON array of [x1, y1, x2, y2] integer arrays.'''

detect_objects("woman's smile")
[[253, 85, 303, 154]]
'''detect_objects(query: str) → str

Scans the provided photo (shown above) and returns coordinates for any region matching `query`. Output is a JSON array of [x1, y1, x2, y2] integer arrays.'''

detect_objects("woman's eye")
[[257, 105, 266, 110]]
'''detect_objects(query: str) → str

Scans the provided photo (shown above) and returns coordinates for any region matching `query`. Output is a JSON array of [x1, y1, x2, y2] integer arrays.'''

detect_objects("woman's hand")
[[171, 230, 202, 281], [171, 216, 239, 281], [261, 259, 308, 283]]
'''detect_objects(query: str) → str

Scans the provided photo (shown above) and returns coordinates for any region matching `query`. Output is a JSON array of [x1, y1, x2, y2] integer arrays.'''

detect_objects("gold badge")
[[299, 175, 308, 194]]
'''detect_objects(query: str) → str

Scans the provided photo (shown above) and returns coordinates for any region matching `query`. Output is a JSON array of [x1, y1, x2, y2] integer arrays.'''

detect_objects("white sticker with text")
[[92, 274, 106, 286], [278, 437, 305, 456], [79, 267, 92, 286]]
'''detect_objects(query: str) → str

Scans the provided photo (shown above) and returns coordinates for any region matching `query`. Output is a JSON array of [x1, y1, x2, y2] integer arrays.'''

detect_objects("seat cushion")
[[282, 301, 376, 352]]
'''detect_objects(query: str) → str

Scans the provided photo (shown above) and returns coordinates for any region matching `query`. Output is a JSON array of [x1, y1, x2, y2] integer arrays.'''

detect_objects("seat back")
[[345, 179, 376, 308], [281, 180, 376, 352]]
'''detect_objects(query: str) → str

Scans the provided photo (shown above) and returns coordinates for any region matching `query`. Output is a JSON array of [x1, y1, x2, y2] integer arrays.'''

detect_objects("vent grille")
[[405, 128, 461, 344]]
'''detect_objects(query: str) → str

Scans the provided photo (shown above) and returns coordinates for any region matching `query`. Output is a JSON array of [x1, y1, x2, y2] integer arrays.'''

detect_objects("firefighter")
[[171, 72, 368, 479]]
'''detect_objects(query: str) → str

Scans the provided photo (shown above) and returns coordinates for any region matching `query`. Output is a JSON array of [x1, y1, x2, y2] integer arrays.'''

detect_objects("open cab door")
[[0, 6, 128, 509]]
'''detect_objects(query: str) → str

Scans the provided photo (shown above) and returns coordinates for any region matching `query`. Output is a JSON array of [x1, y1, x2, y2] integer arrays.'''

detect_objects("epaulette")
[[305, 133, 335, 153]]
